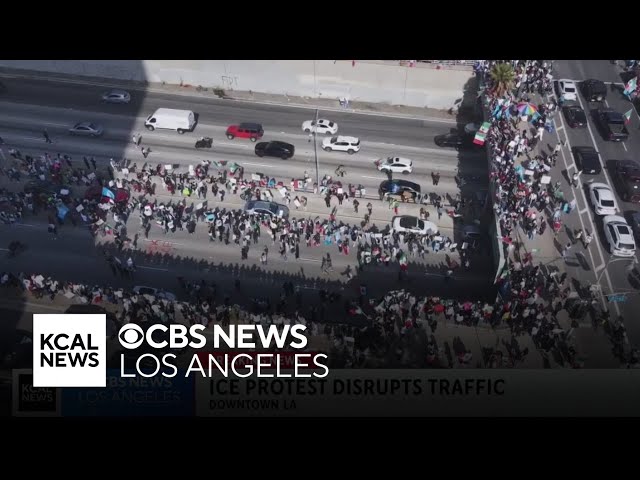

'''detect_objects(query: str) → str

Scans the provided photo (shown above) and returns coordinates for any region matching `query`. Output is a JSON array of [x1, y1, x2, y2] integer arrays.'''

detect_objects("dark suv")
[[378, 179, 421, 201], [582, 79, 607, 102], [226, 122, 264, 142], [572, 147, 602, 175], [612, 159, 640, 202], [255, 141, 295, 159], [594, 109, 629, 142]]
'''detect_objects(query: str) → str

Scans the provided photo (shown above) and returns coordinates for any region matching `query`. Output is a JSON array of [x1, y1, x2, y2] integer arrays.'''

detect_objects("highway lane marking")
[[361, 175, 384, 180], [623, 142, 628, 152], [555, 125, 564, 132], [299, 257, 321, 263], [143, 239, 186, 246], [579, 208, 589, 215], [604, 99, 610, 107], [14, 223, 37, 228], [0, 72, 458, 123], [0, 248, 9, 251], [243, 162, 274, 168], [137, 266, 170, 272]]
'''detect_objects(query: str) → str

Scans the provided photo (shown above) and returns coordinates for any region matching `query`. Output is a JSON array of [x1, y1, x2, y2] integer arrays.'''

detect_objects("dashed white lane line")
[[623, 142, 628, 152], [579, 208, 589, 215], [556, 125, 564, 132], [0, 248, 9, 251], [243, 162, 275, 168], [137, 266, 170, 272]]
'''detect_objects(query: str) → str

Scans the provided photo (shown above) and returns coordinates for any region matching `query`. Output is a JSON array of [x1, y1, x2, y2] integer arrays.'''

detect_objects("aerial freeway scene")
[[1, 59, 639, 390]]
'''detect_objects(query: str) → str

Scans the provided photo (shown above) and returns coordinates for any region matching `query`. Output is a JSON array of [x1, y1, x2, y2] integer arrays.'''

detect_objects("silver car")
[[69, 122, 104, 137], [244, 200, 289, 219], [101, 89, 131, 104]]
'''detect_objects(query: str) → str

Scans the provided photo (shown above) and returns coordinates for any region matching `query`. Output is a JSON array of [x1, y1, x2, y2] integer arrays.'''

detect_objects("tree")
[[490, 63, 515, 98]]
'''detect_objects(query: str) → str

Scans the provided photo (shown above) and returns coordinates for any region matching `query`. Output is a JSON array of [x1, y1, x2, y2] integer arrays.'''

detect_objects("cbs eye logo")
[[118, 324, 145, 349]]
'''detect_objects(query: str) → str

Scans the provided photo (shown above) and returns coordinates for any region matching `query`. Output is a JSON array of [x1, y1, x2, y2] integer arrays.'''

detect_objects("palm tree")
[[490, 63, 515, 97]]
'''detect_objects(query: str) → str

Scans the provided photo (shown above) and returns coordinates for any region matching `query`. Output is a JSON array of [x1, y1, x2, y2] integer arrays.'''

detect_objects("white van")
[[145, 108, 196, 134]]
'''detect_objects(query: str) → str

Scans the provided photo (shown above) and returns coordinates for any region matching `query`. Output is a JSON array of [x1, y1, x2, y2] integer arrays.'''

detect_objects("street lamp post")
[[313, 108, 320, 189]]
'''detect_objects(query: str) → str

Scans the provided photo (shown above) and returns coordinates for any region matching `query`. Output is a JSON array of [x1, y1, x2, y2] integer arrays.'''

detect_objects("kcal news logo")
[[33, 314, 106, 387]]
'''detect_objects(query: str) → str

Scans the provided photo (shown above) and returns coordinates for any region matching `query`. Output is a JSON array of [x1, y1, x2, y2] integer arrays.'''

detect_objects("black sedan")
[[434, 133, 478, 150], [378, 179, 421, 201], [563, 105, 587, 128], [24, 180, 72, 197], [255, 141, 295, 159], [572, 147, 602, 175]]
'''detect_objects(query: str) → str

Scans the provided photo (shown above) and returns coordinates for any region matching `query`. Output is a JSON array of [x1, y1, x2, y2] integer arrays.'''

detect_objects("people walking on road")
[[562, 242, 572, 259], [571, 170, 581, 188], [335, 165, 346, 177], [583, 231, 593, 249], [43, 129, 52, 144], [353, 199, 359, 213], [141, 147, 150, 159], [431, 171, 440, 186], [574, 228, 583, 245], [366, 202, 373, 216], [90, 157, 97, 170], [83, 156, 90, 169]]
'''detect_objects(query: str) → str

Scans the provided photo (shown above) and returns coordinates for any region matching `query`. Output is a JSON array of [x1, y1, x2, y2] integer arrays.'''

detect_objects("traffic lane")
[[0, 100, 488, 171], [0, 76, 455, 148], [0, 136, 474, 202], [1, 223, 496, 302], [553, 60, 621, 85]]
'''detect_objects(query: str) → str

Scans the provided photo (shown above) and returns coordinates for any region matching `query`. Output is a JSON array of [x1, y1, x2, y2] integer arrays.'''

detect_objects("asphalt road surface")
[[551, 60, 640, 344], [0, 76, 496, 317]]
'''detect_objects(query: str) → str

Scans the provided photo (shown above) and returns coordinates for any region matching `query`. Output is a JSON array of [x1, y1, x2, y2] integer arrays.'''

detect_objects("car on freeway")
[[24, 180, 72, 197], [563, 105, 587, 128], [69, 121, 104, 137], [302, 119, 338, 135], [572, 146, 602, 175], [594, 108, 629, 142], [603, 215, 637, 257], [132, 286, 177, 302], [434, 132, 478, 150], [101, 89, 131, 104], [254, 141, 295, 159], [226, 123, 264, 142], [612, 160, 640, 202], [375, 156, 413, 174], [582, 79, 607, 102], [322, 135, 360, 154], [244, 200, 289, 219], [588, 182, 618, 215], [378, 179, 421, 202], [558, 79, 578, 101], [392, 216, 438, 235]]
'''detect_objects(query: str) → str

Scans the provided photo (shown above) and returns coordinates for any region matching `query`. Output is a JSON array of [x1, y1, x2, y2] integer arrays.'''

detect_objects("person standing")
[[83, 156, 90, 169], [90, 157, 97, 170], [571, 170, 581, 188], [431, 171, 440, 186], [366, 202, 373, 216], [583, 231, 593, 249], [353, 199, 359, 213], [43, 129, 52, 144]]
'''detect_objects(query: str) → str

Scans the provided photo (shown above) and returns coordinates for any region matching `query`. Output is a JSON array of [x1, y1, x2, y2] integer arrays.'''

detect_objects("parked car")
[[322, 136, 360, 154], [588, 182, 618, 215], [572, 146, 602, 174], [392, 216, 438, 235], [612, 159, 640, 202], [582, 79, 607, 102], [24, 180, 72, 197], [69, 122, 103, 137], [302, 119, 338, 135], [132, 286, 177, 301], [558, 79, 578, 101], [378, 180, 421, 202], [254, 141, 295, 159], [375, 156, 413, 174], [594, 108, 629, 142], [226, 123, 264, 142], [563, 105, 587, 128], [603, 215, 637, 257], [101, 89, 131, 104], [244, 200, 289, 219]]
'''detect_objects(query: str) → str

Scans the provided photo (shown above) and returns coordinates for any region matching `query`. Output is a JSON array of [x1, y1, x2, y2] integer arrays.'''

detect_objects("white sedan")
[[302, 119, 338, 135], [558, 79, 578, 101], [376, 157, 413, 174], [588, 182, 618, 215], [133, 286, 177, 302], [392, 216, 439, 235], [603, 215, 637, 257]]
